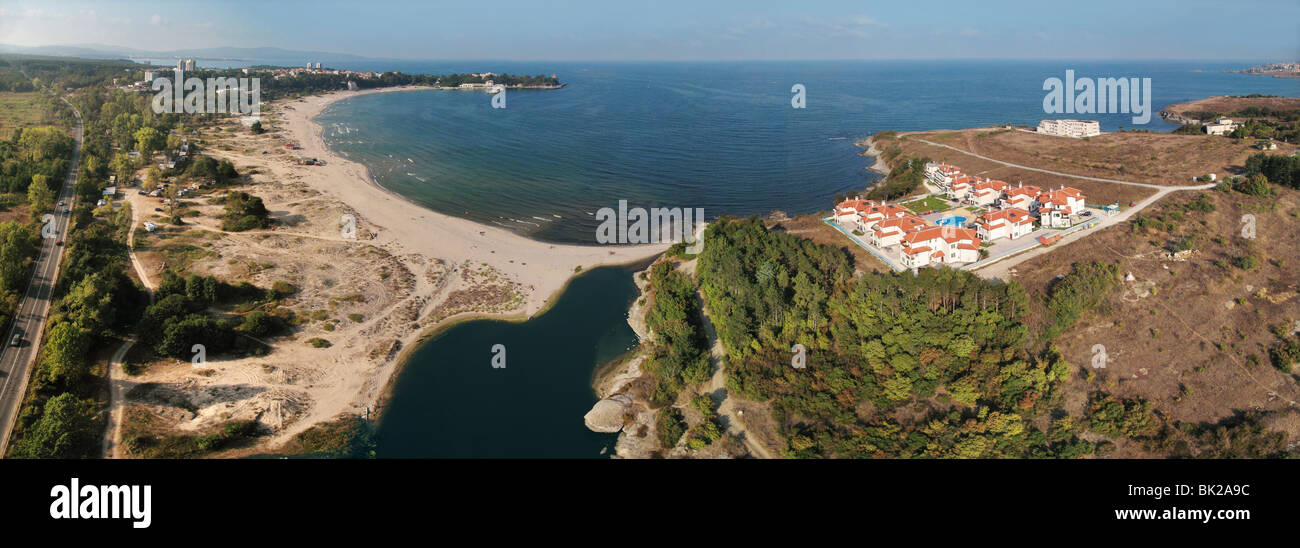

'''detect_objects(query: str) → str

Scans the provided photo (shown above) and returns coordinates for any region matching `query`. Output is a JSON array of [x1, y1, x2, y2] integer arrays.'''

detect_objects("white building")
[[1002, 184, 1043, 211], [869, 215, 928, 248], [1037, 119, 1101, 138], [1204, 118, 1239, 136], [833, 197, 875, 225], [1036, 186, 1086, 228], [975, 208, 1035, 241], [900, 226, 982, 268], [855, 202, 911, 232], [946, 175, 978, 201], [924, 163, 961, 188], [969, 179, 1009, 207]]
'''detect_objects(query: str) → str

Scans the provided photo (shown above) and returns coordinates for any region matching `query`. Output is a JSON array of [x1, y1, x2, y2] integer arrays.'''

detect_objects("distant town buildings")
[[1037, 119, 1101, 138], [175, 58, 197, 71]]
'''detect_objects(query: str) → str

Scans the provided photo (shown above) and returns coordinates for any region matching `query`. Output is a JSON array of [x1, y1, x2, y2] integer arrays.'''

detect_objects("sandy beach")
[[280, 87, 669, 312], [110, 86, 669, 455]]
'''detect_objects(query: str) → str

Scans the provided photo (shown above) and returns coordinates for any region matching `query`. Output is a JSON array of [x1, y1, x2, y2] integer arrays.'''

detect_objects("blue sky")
[[0, 0, 1295, 61]]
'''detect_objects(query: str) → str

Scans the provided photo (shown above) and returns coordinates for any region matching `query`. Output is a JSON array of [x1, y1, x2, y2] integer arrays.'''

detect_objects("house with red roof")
[[924, 162, 962, 189], [856, 202, 910, 232], [969, 179, 1010, 207], [975, 207, 1035, 241], [1036, 186, 1086, 228], [946, 175, 980, 201], [834, 197, 876, 224], [869, 215, 929, 248], [1002, 183, 1043, 211], [899, 226, 982, 269]]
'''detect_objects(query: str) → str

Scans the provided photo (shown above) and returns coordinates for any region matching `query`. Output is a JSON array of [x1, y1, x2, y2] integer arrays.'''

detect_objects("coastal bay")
[[110, 85, 667, 455]]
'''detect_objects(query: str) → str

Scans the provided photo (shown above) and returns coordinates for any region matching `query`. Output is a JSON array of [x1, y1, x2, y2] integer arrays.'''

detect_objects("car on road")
[[55, 240, 63, 246], [57, 201, 64, 206], [1080, 210, 1092, 217], [10, 332, 20, 347]]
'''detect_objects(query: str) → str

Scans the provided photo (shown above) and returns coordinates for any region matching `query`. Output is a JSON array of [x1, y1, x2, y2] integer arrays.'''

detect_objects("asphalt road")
[[0, 97, 82, 455]]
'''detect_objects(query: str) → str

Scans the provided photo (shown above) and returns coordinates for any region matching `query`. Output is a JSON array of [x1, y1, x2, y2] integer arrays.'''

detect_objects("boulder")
[[584, 394, 633, 433]]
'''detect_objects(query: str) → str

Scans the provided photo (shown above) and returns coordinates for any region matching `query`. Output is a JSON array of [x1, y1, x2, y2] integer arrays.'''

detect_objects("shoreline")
[[172, 85, 671, 454], [858, 134, 891, 176], [281, 87, 672, 440], [371, 255, 658, 428]]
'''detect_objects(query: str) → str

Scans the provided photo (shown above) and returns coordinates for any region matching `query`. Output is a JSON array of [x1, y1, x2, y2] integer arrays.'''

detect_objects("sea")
[[303, 60, 1295, 457]]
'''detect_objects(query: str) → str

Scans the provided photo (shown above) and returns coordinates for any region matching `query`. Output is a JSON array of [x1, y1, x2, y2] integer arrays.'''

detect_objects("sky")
[[0, 0, 1296, 61]]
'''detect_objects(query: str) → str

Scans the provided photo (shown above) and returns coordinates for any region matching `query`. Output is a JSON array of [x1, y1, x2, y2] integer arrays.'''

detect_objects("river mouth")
[[374, 265, 642, 458]]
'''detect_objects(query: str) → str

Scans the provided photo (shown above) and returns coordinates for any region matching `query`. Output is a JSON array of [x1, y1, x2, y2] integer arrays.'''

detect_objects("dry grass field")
[[1163, 96, 1300, 123]]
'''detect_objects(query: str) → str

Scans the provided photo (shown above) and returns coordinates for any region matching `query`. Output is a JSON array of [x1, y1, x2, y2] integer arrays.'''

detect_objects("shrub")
[[655, 408, 686, 448]]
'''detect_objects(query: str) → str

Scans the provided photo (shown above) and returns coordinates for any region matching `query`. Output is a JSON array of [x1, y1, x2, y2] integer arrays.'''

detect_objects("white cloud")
[[150, 14, 165, 26]]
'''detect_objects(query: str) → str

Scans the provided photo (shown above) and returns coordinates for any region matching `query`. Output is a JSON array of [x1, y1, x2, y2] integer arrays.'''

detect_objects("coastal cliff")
[[857, 134, 891, 176]]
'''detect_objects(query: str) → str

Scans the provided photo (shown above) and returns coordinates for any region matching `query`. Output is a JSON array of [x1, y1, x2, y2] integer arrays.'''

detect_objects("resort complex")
[[830, 161, 1099, 271]]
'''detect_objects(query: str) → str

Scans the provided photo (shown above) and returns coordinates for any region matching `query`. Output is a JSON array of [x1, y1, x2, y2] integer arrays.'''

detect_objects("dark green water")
[[374, 265, 641, 458]]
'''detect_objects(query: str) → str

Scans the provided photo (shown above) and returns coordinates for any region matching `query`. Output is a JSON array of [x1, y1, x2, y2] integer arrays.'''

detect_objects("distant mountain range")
[[0, 43, 374, 64]]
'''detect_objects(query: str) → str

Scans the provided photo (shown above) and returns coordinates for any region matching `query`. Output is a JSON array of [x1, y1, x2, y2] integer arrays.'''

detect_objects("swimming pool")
[[936, 216, 967, 227]]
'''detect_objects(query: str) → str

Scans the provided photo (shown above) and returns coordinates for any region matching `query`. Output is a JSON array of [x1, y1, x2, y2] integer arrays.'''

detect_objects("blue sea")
[[313, 60, 1296, 243], [314, 60, 1295, 457]]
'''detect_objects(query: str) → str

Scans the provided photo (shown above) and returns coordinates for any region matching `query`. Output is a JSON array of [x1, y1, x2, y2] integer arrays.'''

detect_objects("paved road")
[[911, 137, 1215, 279], [0, 97, 82, 455], [912, 138, 1179, 189]]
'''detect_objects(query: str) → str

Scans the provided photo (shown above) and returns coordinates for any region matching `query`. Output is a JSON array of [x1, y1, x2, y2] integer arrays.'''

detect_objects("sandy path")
[[700, 298, 775, 459], [104, 202, 155, 458]]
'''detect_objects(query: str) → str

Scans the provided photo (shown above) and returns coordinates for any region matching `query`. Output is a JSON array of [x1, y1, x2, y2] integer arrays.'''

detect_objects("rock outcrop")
[[584, 394, 634, 433]]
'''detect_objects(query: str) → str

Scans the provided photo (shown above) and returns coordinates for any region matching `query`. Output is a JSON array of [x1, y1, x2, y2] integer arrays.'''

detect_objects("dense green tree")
[[41, 322, 91, 384], [133, 126, 165, 155], [9, 393, 98, 458]]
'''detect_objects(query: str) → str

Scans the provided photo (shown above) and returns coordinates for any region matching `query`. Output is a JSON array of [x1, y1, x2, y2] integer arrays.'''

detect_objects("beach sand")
[[111, 86, 669, 455]]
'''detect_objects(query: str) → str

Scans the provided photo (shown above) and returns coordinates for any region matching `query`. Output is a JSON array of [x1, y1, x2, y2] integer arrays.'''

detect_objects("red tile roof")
[[1005, 185, 1042, 197], [978, 208, 1033, 226]]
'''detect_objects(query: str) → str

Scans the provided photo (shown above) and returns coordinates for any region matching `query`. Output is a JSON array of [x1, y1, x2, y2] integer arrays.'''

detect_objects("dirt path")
[[103, 203, 155, 459], [913, 138, 1183, 190], [699, 299, 776, 459]]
